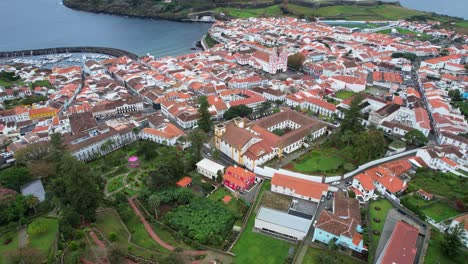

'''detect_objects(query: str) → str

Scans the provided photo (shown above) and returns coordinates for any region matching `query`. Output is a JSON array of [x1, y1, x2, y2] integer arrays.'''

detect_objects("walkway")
[[127, 197, 208, 256], [18, 226, 28, 248], [127, 197, 175, 251]]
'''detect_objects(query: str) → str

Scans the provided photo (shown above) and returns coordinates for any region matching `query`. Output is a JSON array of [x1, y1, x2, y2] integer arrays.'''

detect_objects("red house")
[[223, 166, 255, 191]]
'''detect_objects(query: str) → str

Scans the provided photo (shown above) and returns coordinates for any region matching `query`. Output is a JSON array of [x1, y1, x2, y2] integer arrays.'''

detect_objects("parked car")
[[321, 196, 325, 202], [331, 181, 340, 185]]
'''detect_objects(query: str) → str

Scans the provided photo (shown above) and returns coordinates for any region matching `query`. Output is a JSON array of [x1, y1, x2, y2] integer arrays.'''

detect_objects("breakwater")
[[0, 47, 138, 60]]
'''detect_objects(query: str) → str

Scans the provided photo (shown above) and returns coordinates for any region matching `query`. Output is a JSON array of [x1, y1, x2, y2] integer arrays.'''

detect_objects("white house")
[[196, 158, 225, 181], [352, 173, 376, 203]]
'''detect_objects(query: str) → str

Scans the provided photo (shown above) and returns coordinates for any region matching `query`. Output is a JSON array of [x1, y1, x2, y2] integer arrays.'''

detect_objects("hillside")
[[63, 0, 467, 33]]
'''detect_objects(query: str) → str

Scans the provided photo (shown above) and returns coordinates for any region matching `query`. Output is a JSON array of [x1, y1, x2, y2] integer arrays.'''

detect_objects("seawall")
[[0, 46, 138, 60]]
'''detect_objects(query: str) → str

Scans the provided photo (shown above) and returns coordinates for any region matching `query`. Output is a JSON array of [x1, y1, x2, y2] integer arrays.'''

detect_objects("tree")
[[223, 105, 253, 120], [340, 94, 364, 134], [404, 129, 429, 146], [50, 152, 103, 221], [440, 49, 450, 56], [24, 195, 39, 214], [216, 170, 223, 184], [212, 148, 221, 160], [341, 130, 354, 147], [442, 222, 467, 258], [328, 237, 338, 250], [197, 96, 212, 132], [0, 167, 32, 191], [148, 194, 161, 219], [287, 52, 305, 71], [188, 129, 207, 163]]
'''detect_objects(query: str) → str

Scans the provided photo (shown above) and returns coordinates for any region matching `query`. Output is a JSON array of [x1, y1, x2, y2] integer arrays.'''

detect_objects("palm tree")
[[25, 195, 39, 214], [148, 194, 161, 219]]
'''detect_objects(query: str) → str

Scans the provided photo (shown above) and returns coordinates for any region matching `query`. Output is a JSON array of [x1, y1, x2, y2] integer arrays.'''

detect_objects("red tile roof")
[[380, 221, 418, 264], [271, 173, 328, 200], [354, 173, 375, 191], [176, 177, 192, 187]]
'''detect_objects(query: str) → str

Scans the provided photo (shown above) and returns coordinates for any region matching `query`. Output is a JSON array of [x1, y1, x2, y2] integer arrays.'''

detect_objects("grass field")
[[424, 229, 468, 264], [369, 199, 393, 260], [0, 230, 19, 264], [303, 246, 362, 264], [215, 4, 429, 21], [96, 209, 169, 257], [289, 148, 346, 175], [231, 181, 295, 264], [28, 217, 59, 256], [408, 170, 468, 202], [420, 201, 461, 222], [335, 90, 356, 100], [208, 187, 248, 219]]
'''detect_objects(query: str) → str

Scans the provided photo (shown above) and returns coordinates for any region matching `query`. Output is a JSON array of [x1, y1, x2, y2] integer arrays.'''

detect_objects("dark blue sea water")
[[398, 0, 467, 19], [0, 0, 212, 57]]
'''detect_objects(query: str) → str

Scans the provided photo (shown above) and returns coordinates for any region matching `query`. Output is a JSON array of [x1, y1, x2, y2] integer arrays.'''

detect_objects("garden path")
[[127, 197, 208, 256]]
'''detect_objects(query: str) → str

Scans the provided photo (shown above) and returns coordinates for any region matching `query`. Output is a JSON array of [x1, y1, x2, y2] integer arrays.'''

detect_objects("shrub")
[[343, 162, 356, 171], [374, 206, 381, 211], [373, 230, 380, 235], [373, 217, 381, 223], [109, 232, 118, 242]]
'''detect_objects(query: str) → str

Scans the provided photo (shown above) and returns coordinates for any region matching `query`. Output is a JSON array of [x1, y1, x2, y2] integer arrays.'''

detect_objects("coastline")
[[63, 0, 466, 23], [0, 46, 138, 60], [62, 0, 187, 22]]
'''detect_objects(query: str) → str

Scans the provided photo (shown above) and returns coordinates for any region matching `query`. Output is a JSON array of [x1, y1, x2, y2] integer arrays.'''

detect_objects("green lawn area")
[[303, 246, 362, 264], [402, 195, 431, 208], [96, 208, 169, 257], [231, 181, 295, 264], [208, 187, 248, 219], [369, 199, 393, 261], [377, 27, 431, 38], [335, 90, 356, 100], [424, 229, 468, 264], [420, 202, 461, 223], [0, 230, 19, 264], [408, 169, 468, 202], [107, 175, 126, 193], [28, 217, 59, 256], [287, 148, 347, 175], [214, 5, 283, 18]]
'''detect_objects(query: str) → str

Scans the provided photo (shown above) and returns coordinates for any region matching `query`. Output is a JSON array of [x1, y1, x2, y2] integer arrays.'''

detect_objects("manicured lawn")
[[107, 175, 126, 193], [28, 217, 59, 256], [0, 230, 19, 264], [424, 229, 468, 264], [209, 187, 248, 219], [96, 209, 169, 256], [231, 181, 294, 264], [420, 202, 461, 223], [303, 246, 362, 264], [335, 90, 356, 100], [369, 199, 393, 259], [289, 148, 347, 175], [377, 27, 431, 38]]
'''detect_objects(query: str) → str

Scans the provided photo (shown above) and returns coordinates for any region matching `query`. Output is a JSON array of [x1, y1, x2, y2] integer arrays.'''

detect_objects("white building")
[[196, 158, 225, 181], [254, 206, 312, 241]]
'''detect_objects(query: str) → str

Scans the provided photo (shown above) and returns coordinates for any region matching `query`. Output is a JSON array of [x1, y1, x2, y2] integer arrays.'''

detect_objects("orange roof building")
[[271, 173, 328, 203], [176, 177, 192, 188], [223, 166, 256, 191]]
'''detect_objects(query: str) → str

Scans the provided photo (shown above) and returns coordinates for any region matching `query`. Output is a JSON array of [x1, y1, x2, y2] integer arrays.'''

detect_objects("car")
[[321, 196, 325, 202], [331, 181, 340, 185], [326, 193, 332, 200]]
